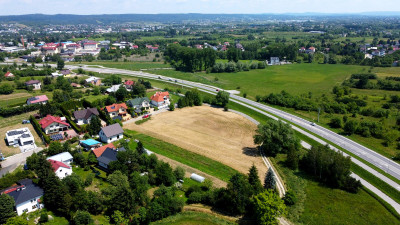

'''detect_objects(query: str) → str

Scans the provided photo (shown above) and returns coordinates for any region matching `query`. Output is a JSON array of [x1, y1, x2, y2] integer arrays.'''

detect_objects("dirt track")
[[124, 106, 267, 180]]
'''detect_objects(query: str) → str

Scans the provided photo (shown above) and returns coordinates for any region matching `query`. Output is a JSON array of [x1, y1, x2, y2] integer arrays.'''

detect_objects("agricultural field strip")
[[67, 64, 400, 211]]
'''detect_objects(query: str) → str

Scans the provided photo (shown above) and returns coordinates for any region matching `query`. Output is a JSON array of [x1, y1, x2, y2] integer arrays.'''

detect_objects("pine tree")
[[264, 168, 276, 190], [136, 141, 145, 155], [89, 115, 102, 136], [248, 164, 263, 195]]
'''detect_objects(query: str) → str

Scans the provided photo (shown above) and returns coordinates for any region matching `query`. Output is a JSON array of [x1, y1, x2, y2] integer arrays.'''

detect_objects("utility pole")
[[318, 107, 321, 123]]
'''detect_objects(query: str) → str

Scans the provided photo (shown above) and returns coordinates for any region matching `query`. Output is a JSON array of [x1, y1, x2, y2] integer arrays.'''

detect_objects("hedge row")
[[29, 115, 50, 144], [0, 104, 40, 117]]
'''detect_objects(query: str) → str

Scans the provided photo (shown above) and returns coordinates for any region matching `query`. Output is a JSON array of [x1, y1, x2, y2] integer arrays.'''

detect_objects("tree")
[[111, 210, 129, 225], [115, 85, 128, 102], [254, 120, 300, 157], [286, 144, 299, 170], [344, 120, 358, 135], [88, 115, 102, 136], [5, 216, 28, 225], [248, 165, 263, 195], [252, 190, 286, 225], [47, 141, 63, 156], [224, 173, 252, 215], [131, 83, 146, 97], [169, 102, 175, 111], [57, 60, 64, 70], [0, 83, 14, 94], [215, 91, 229, 107], [329, 117, 343, 128], [73, 211, 93, 225], [136, 141, 146, 155], [283, 190, 297, 206], [154, 162, 176, 186], [264, 168, 276, 190], [174, 166, 185, 180], [0, 194, 16, 224]]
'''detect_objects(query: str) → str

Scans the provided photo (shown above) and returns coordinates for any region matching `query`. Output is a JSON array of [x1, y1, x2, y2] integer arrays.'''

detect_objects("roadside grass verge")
[[271, 154, 400, 225], [150, 211, 235, 225], [135, 117, 151, 125], [125, 130, 238, 182]]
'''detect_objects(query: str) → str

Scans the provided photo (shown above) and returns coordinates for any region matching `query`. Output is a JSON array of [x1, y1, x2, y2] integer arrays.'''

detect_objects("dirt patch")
[[124, 106, 266, 180], [0, 122, 43, 157]]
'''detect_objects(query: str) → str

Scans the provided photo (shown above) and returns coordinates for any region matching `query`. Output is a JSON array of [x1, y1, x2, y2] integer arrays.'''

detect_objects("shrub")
[[283, 190, 297, 206]]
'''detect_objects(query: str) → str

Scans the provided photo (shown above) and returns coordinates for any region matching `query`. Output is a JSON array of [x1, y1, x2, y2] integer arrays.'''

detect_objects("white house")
[[39, 115, 70, 134], [48, 159, 72, 179], [2, 179, 44, 215], [25, 80, 41, 90], [150, 91, 170, 108], [6, 127, 35, 147], [73, 108, 99, 125], [46, 152, 74, 165], [126, 97, 151, 111], [99, 123, 124, 143]]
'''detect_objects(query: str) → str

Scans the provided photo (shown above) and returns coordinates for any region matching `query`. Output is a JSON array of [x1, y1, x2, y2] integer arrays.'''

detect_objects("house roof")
[[92, 143, 115, 158], [126, 97, 150, 107], [151, 91, 170, 102], [4, 71, 14, 77], [97, 147, 126, 166], [46, 152, 73, 162], [106, 84, 122, 93], [73, 108, 99, 120], [27, 95, 48, 104], [25, 80, 40, 85], [80, 139, 101, 146], [125, 80, 135, 86], [60, 70, 71, 75], [39, 115, 70, 129], [48, 159, 70, 172], [101, 123, 123, 138], [3, 179, 44, 205], [85, 76, 100, 82], [105, 103, 127, 113]]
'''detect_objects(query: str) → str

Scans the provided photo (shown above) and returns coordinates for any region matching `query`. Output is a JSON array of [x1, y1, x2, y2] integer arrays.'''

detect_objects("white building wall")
[[100, 132, 123, 143], [16, 196, 43, 215], [55, 167, 72, 179]]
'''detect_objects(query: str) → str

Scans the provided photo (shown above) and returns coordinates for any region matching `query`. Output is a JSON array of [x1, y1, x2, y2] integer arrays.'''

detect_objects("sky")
[[0, 0, 399, 15]]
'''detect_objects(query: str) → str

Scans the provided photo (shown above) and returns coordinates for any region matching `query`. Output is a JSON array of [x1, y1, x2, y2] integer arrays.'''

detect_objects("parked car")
[[22, 120, 30, 124], [311, 122, 316, 126], [142, 115, 149, 119]]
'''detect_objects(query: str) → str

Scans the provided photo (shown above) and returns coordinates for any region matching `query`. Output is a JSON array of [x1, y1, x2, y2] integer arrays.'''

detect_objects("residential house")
[[73, 108, 99, 125], [306, 47, 316, 54], [126, 97, 151, 112], [51, 72, 63, 78], [6, 127, 35, 148], [92, 143, 115, 158], [26, 95, 48, 105], [99, 123, 124, 143], [124, 80, 135, 90], [46, 152, 74, 165], [80, 139, 102, 150], [25, 80, 41, 90], [83, 42, 98, 50], [269, 57, 280, 65], [85, 76, 101, 86], [39, 115, 70, 134], [150, 91, 170, 108], [1, 179, 44, 215], [48, 159, 72, 179], [106, 84, 123, 93], [60, 69, 72, 77], [71, 83, 81, 88], [96, 146, 126, 170], [4, 71, 14, 78], [104, 103, 130, 121]]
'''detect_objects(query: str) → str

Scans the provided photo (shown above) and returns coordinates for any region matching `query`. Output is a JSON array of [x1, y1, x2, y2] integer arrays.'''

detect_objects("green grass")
[[135, 117, 151, 125], [150, 211, 235, 225], [271, 154, 400, 225], [125, 130, 238, 182], [149, 63, 365, 98], [73, 61, 171, 71]]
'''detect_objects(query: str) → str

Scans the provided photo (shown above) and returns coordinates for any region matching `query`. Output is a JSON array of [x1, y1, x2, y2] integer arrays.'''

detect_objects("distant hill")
[[0, 13, 399, 25]]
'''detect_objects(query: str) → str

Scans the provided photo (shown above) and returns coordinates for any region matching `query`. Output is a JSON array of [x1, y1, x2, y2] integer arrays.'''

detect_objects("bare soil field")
[[124, 106, 267, 179], [0, 122, 43, 157]]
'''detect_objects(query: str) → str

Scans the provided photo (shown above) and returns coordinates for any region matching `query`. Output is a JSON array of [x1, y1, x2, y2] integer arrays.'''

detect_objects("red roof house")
[[48, 159, 70, 172], [104, 103, 130, 120], [92, 143, 115, 158], [39, 115, 70, 134], [48, 159, 72, 179], [4, 72, 14, 78], [150, 91, 170, 107], [124, 80, 135, 89]]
